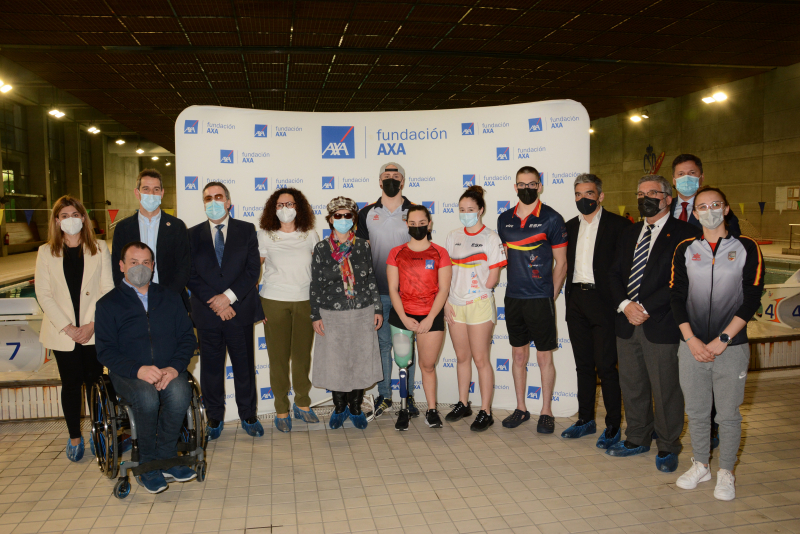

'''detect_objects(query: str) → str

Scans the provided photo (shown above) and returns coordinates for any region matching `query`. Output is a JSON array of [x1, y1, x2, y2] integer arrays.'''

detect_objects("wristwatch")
[[719, 333, 732, 345]]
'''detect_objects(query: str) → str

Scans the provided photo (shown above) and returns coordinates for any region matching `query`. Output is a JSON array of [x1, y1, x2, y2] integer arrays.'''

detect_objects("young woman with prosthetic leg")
[[386, 205, 452, 430], [444, 186, 507, 431]]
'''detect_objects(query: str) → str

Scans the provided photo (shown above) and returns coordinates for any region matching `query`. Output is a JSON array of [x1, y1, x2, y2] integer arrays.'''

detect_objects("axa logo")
[[497, 147, 510, 161], [261, 387, 274, 400], [321, 126, 355, 159], [497, 307, 505, 320], [357, 202, 367, 210], [425, 260, 435, 270], [322, 176, 335, 190], [463, 174, 476, 188], [462, 122, 474, 135], [229, 205, 235, 218], [226, 366, 234, 379], [391, 379, 399, 391], [423, 201, 435, 214], [527, 386, 541, 399], [497, 201, 511, 214], [254, 124, 267, 137], [257, 337, 267, 350], [496, 359, 509, 371], [323, 229, 331, 239], [529, 118, 543, 132], [184, 120, 199, 134], [220, 150, 234, 164], [255, 177, 268, 191], [185, 176, 198, 190], [469, 382, 475, 393]]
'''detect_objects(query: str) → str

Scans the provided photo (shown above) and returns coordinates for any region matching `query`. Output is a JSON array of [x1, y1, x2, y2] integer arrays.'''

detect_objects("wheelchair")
[[89, 373, 207, 499]]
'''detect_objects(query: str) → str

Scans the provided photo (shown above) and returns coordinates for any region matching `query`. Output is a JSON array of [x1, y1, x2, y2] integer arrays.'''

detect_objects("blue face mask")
[[459, 212, 479, 228], [333, 218, 354, 234], [205, 200, 227, 221], [675, 175, 700, 197], [140, 193, 161, 212]]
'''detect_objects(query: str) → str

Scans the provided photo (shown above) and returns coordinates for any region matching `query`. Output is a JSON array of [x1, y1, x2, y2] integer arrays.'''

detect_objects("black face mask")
[[382, 178, 401, 198], [638, 196, 663, 218], [517, 188, 538, 205], [576, 197, 597, 216], [408, 226, 428, 241]]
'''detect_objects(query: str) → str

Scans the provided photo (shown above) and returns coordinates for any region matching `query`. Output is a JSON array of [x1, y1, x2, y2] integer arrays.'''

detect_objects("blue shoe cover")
[[207, 421, 224, 441], [329, 407, 350, 429], [561, 420, 596, 439], [293, 404, 320, 423], [656, 453, 679, 473], [349, 411, 368, 430], [275, 415, 292, 433], [89, 438, 95, 457], [241, 418, 265, 437], [66, 437, 84, 462], [596, 427, 622, 449], [605, 441, 650, 457], [711, 423, 720, 450]]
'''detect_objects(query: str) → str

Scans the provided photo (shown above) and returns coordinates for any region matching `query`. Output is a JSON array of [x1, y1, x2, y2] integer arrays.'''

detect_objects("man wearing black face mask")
[[497, 166, 568, 434], [607, 175, 697, 474], [356, 162, 421, 421], [563, 174, 630, 448]]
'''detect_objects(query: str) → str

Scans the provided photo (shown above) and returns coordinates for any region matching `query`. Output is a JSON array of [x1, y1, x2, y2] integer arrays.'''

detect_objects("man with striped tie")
[[607, 175, 698, 473]]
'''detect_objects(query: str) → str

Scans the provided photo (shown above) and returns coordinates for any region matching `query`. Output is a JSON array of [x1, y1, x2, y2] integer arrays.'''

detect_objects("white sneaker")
[[714, 469, 736, 501], [675, 457, 711, 489]]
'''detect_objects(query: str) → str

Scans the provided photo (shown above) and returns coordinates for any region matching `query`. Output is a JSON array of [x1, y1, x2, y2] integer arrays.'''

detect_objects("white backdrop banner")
[[175, 100, 589, 420]]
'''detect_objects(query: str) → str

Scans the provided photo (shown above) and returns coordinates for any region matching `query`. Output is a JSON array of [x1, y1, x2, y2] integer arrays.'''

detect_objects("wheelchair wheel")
[[113, 478, 131, 499], [196, 461, 206, 482], [188, 374, 206, 448], [90, 376, 119, 479]]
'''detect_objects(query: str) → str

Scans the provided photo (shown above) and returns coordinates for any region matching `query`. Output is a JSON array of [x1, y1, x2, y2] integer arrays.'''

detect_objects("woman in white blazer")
[[35, 195, 114, 462]]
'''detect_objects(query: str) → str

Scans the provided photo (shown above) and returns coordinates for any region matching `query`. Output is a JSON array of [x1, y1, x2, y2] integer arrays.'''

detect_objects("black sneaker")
[[537, 414, 555, 434], [395, 409, 410, 431], [470, 410, 494, 432], [502, 409, 530, 428], [373, 396, 392, 418], [425, 409, 443, 428], [445, 401, 472, 422], [407, 395, 420, 418]]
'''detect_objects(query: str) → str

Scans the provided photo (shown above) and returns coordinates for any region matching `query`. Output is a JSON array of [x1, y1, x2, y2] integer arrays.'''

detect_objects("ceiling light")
[[115, 139, 125, 145], [588, 128, 594, 133], [702, 96, 716, 104], [640, 113, 649, 119], [713, 92, 727, 102], [0, 85, 11, 93], [49, 109, 65, 118], [87, 126, 100, 134], [136, 148, 144, 154], [630, 115, 642, 122], [151, 156, 158, 161], [165, 161, 171, 166]]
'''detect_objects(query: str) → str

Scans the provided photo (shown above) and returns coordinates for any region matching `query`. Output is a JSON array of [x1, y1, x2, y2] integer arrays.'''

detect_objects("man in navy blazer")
[[187, 182, 264, 439], [671, 154, 740, 236]]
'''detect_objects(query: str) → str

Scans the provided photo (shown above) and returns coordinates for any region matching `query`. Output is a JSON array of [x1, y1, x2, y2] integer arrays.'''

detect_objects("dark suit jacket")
[[609, 215, 699, 344], [111, 210, 191, 309], [672, 200, 741, 236], [186, 217, 263, 329], [565, 209, 631, 307]]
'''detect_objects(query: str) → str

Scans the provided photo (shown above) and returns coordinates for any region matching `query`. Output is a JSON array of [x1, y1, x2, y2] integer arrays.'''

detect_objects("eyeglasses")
[[636, 190, 666, 198], [203, 194, 226, 202], [276, 202, 296, 209], [516, 181, 540, 189], [695, 201, 725, 211], [332, 213, 354, 220]]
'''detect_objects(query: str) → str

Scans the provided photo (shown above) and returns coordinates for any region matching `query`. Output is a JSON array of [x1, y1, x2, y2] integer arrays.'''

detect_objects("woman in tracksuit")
[[669, 186, 764, 501]]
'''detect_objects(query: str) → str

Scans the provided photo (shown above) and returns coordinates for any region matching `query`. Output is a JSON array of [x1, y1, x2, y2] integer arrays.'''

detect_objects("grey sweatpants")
[[678, 341, 749, 471]]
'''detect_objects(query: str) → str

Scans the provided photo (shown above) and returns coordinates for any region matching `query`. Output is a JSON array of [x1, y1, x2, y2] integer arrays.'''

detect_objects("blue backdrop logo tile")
[[321, 126, 355, 159], [258, 337, 267, 350], [422, 201, 435, 214], [463, 174, 476, 187], [184, 120, 199, 134], [462, 122, 474, 135], [391, 379, 399, 391], [322, 176, 335, 190], [497, 307, 505, 320], [261, 388, 274, 400], [226, 366, 234, 379], [527, 386, 541, 399], [496, 147, 510, 160], [220, 150, 234, 164], [497, 200, 511, 214], [254, 124, 267, 137], [185, 176, 198, 190], [529, 118, 543, 132], [496, 359, 509, 371], [255, 177, 268, 191]]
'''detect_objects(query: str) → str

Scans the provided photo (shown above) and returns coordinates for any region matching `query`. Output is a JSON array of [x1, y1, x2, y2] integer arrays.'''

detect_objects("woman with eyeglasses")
[[670, 186, 764, 501], [443, 186, 506, 431], [257, 188, 319, 432], [35, 195, 114, 461], [386, 204, 452, 430], [310, 196, 383, 430]]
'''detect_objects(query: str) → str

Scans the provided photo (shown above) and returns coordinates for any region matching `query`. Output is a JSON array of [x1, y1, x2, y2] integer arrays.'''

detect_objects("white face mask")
[[698, 208, 725, 229], [60, 218, 83, 236], [276, 207, 297, 224]]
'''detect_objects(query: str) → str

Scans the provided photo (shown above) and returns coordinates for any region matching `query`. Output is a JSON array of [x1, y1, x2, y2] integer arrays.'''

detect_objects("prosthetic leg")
[[391, 326, 415, 431]]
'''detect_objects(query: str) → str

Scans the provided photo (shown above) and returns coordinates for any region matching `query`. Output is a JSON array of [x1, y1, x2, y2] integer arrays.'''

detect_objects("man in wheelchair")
[[95, 241, 198, 494]]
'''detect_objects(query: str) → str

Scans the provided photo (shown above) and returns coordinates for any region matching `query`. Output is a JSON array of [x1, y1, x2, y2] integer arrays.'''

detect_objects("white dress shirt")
[[138, 210, 160, 283], [208, 216, 238, 305], [572, 207, 602, 284], [672, 195, 695, 220], [617, 212, 670, 313]]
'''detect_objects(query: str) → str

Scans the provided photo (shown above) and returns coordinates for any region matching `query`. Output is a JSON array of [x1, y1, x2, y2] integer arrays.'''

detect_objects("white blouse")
[[257, 229, 320, 302]]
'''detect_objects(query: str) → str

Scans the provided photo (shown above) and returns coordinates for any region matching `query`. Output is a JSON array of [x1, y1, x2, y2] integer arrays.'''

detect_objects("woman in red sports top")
[[386, 205, 452, 429]]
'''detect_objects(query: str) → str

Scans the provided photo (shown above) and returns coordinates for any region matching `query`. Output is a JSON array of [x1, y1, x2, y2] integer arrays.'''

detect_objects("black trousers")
[[53, 344, 103, 439], [197, 321, 257, 422], [565, 289, 622, 428]]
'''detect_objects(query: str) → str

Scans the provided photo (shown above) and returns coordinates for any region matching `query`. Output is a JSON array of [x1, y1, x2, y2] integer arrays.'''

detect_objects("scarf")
[[329, 231, 356, 299]]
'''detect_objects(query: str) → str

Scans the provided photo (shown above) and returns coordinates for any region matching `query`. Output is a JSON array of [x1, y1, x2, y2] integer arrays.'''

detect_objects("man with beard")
[[496, 166, 568, 434], [606, 175, 696, 473]]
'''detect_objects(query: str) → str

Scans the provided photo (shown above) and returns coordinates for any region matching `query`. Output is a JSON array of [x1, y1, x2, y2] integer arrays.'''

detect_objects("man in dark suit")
[[187, 181, 264, 439], [671, 154, 740, 236], [111, 169, 191, 310], [563, 174, 631, 448], [607, 174, 698, 473]]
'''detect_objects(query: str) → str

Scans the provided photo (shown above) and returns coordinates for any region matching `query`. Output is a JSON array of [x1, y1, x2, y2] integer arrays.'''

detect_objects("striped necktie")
[[627, 224, 655, 302]]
